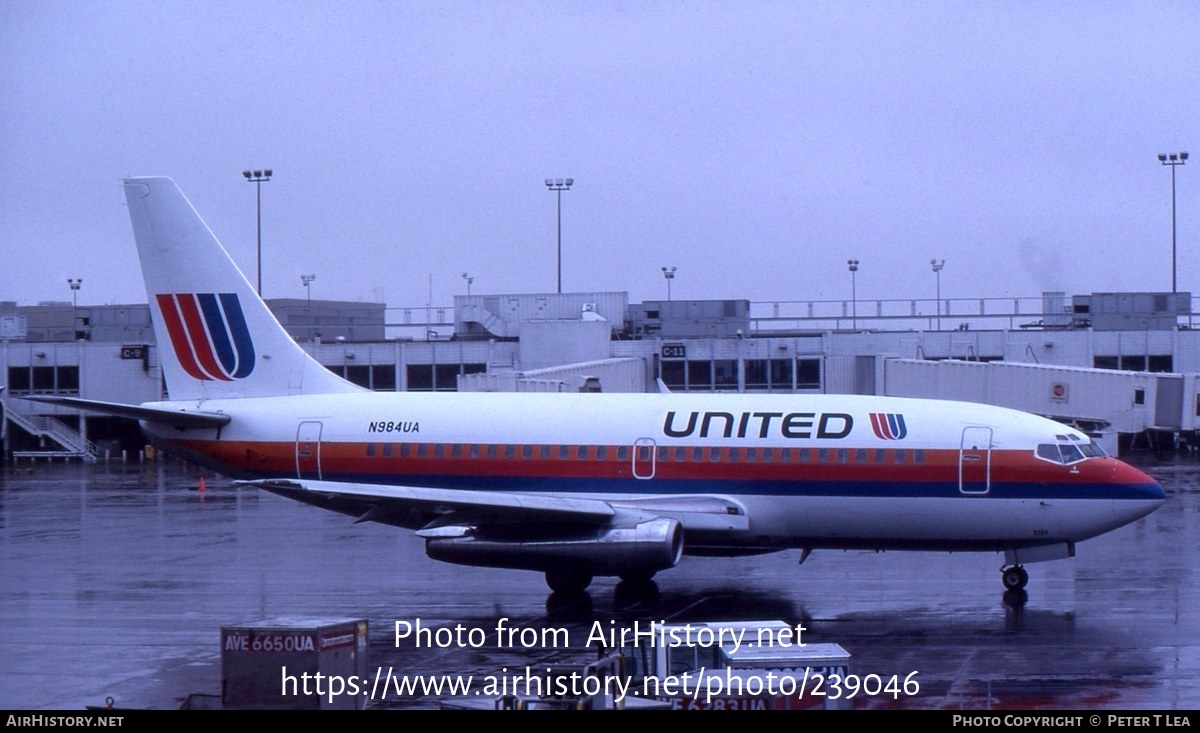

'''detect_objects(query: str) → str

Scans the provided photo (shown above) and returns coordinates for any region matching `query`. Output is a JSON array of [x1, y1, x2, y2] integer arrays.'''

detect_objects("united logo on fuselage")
[[156, 293, 255, 381], [869, 413, 908, 440]]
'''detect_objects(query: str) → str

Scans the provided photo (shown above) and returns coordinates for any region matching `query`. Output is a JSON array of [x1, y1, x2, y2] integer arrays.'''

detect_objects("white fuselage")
[[141, 391, 1164, 554]]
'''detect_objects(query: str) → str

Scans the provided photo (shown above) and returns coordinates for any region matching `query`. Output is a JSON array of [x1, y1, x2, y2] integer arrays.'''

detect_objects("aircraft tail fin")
[[123, 177, 363, 400]]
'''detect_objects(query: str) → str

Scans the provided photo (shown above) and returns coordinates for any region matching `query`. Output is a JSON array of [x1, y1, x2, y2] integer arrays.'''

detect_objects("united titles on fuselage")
[[662, 411, 853, 440]]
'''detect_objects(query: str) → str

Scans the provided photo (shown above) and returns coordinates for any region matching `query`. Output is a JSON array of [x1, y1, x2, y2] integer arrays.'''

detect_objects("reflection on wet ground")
[[0, 454, 1195, 710]]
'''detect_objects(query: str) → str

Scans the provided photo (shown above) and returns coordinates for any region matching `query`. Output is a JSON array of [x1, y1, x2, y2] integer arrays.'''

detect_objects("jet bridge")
[[882, 358, 1197, 453]]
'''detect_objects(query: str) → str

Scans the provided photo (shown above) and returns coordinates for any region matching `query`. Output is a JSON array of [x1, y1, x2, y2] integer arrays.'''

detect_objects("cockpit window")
[[1037, 444, 1062, 463], [1035, 438, 1106, 465], [1059, 443, 1084, 463]]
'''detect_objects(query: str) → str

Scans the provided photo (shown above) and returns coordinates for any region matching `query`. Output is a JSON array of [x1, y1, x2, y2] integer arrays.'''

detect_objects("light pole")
[[930, 259, 945, 331], [462, 272, 474, 295], [544, 178, 573, 293], [301, 274, 316, 341], [67, 278, 81, 337], [661, 266, 677, 300], [847, 259, 859, 330], [301, 274, 316, 304], [1158, 152, 1188, 294], [242, 168, 272, 296]]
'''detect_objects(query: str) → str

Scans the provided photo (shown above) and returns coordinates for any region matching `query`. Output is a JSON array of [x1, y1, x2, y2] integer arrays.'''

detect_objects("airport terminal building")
[[3, 289, 1199, 461]]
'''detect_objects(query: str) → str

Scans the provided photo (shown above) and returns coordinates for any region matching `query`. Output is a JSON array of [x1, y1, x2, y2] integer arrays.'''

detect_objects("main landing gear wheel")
[[545, 570, 593, 594], [618, 571, 657, 585], [1001, 565, 1029, 591]]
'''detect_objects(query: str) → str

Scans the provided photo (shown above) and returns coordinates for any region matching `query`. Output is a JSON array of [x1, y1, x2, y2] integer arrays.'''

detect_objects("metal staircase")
[[5, 398, 98, 461]]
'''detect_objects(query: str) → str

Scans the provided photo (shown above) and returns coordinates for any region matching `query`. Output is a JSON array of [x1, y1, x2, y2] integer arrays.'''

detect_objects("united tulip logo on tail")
[[156, 293, 256, 380], [869, 413, 908, 440]]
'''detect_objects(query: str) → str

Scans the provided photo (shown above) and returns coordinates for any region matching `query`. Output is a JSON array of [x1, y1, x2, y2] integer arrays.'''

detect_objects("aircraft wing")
[[22, 395, 231, 428], [238, 478, 749, 533]]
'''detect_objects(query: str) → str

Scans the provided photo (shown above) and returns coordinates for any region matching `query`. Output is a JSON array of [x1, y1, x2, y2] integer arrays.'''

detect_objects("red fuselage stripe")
[[165, 438, 1115, 486]]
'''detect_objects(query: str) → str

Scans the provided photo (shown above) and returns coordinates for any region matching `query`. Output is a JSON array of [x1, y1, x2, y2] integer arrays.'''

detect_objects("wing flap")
[[239, 478, 751, 533], [611, 496, 750, 532], [239, 478, 617, 522]]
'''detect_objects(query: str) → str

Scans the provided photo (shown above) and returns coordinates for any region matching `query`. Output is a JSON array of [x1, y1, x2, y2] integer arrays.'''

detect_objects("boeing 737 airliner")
[[36, 177, 1165, 594]]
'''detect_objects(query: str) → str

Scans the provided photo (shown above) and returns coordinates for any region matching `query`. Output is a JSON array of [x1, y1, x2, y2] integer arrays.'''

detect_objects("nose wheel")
[[1001, 565, 1029, 591], [545, 569, 593, 594]]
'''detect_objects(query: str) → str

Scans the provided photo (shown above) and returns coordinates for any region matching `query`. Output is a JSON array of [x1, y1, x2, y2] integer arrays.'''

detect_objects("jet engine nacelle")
[[425, 517, 683, 577]]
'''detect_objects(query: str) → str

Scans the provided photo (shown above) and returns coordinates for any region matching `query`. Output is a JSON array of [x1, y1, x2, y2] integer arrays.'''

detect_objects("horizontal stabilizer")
[[23, 395, 231, 428]]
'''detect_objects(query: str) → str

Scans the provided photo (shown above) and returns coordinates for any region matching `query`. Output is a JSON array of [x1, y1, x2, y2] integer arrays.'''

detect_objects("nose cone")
[[1113, 458, 1161, 499], [1111, 459, 1165, 525]]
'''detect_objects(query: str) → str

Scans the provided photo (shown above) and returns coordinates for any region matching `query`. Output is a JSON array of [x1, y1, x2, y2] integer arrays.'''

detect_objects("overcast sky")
[[3, 1, 1198, 317]]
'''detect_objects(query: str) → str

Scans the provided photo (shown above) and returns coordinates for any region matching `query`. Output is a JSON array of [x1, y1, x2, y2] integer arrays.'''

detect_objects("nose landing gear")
[[1001, 565, 1029, 591]]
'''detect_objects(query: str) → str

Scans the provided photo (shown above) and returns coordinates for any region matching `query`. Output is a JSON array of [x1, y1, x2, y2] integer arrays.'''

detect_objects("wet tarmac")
[[0, 454, 1196, 711]]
